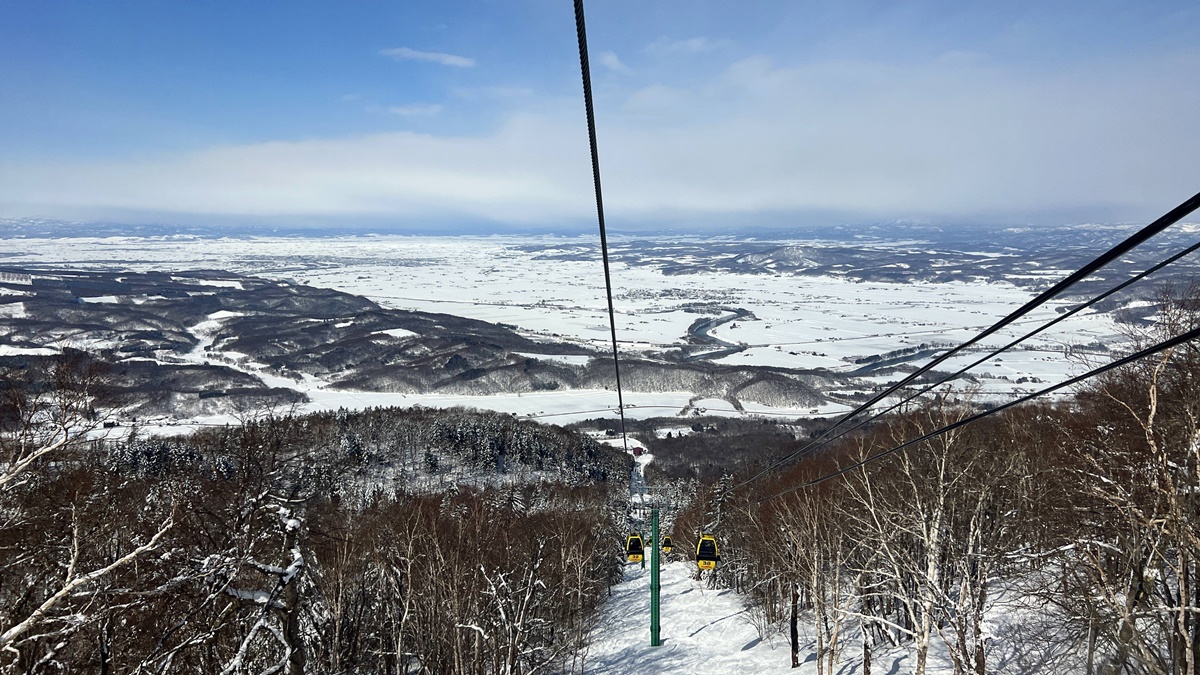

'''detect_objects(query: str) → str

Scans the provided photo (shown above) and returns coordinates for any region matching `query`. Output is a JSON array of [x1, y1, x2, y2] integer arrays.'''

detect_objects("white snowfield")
[[172, 276, 244, 289], [0, 345, 56, 356], [0, 234, 1126, 428], [373, 327, 419, 339], [0, 234, 1118, 370]]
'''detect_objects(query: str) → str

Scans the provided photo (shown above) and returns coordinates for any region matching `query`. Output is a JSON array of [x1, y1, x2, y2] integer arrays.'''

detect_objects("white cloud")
[[452, 85, 535, 101], [379, 47, 475, 68], [3, 55, 1198, 227], [385, 103, 443, 116], [599, 51, 627, 72], [621, 84, 683, 115], [645, 36, 728, 56], [0, 117, 593, 224]]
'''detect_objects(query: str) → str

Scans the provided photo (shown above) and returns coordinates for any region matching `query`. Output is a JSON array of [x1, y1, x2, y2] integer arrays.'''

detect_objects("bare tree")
[[0, 352, 175, 664], [1054, 287, 1200, 675]]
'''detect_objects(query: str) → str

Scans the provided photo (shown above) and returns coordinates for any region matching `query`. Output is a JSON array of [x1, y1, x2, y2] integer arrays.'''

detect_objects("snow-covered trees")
[[708, 288, 1200, 673], [0, 349, 108, 491], [1048, 288, 1200, 675], [0, 351, 176, 663], [296, 486, 613, 674], [0, 382, 630, 673]]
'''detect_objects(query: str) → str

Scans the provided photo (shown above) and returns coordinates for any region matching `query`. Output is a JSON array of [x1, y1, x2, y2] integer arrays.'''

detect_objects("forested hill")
[[113, 404, 634, 494], [0, 361, 636, 672]]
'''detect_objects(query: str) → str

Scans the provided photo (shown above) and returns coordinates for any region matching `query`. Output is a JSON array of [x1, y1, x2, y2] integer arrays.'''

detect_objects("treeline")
[[679, 289, 1200, 674], [634, 417, 806, 483], [119, 404, 630, 493], [0, 362, 630, 674]]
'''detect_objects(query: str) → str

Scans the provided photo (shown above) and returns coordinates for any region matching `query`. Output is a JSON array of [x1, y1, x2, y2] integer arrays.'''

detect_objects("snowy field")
[[0, 234, 1125, 423]]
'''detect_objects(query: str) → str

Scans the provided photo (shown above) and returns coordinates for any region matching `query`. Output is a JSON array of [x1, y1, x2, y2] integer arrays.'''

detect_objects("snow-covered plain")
[[1, 234, 1131, 670], [0, 234, 1124, 424]]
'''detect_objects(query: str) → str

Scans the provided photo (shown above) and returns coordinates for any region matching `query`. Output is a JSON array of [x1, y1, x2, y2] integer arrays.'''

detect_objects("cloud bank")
[[2, 54, 1197, 228]]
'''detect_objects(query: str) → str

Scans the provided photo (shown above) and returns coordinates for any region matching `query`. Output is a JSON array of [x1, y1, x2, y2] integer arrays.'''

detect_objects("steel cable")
[[758, 322, 1200, 502], [573, 0, 630, 454], [734, 190, 1200, 491]]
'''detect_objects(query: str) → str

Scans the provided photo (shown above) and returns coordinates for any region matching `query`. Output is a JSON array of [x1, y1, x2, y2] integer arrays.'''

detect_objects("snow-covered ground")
[[588, 561, 913, 675], [588, 562, 788, 674], [588, 560, 1082, 674], [1, 234, 1125, 428], [0, 235, 1118, 370]]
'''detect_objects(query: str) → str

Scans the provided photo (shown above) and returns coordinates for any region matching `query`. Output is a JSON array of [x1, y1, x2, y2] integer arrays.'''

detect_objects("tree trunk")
[[815, 592, 826, 675], [1088, 617, 1096, 675], [1194, 559, 1200, 675], [862, 628, 871, 675], [98, 623, 111, 675], [973, 576, 988, 675], [790, 582, 800, 669], [1179, 551, 1194, 675]]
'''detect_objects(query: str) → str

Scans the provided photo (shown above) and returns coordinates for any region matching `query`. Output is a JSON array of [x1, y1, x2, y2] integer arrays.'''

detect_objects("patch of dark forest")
[[519, 224, 1200, 302]]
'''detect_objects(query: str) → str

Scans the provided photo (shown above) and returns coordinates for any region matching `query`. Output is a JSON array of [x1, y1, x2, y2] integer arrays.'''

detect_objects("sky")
[[1, 0, 1198, 232]]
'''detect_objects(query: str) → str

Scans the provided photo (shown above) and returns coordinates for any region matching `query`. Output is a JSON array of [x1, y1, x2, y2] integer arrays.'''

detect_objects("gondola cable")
[[573, 0, 630, 456], [737, 232, 1200, 486], [733, 190, 1200, 492], [757, 321, 1200, 503], [572, 0, 1200, 505]]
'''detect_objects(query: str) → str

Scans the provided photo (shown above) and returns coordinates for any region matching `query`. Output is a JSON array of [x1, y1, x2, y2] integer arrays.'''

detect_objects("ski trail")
[[586, 562, 798, 675], [585, 560, 950, 674]]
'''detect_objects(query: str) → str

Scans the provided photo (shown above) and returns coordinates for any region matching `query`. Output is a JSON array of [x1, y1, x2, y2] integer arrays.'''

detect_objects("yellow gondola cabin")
[[696, 534, 720, 570], [625, 533, 644, 563]]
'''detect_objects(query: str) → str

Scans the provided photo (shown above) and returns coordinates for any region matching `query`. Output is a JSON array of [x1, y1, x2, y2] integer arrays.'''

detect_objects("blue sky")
[[1, 0, 1198, 230]]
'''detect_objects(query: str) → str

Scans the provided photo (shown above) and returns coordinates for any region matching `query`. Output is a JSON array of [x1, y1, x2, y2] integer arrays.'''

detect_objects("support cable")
[[738, 233, 1200, 487], [734, 190, 1200, 491], [758, 322, 1200, 503], [573, 0, 629, 455]]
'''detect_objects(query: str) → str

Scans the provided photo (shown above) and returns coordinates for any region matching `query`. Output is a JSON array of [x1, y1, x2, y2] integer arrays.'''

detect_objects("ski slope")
[[587, 560, 1077, 674], [588, 562, 783, 674]]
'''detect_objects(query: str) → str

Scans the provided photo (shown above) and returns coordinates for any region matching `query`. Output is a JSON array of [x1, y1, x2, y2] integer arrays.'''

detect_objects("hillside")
[[0, 267, 849, 418]]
